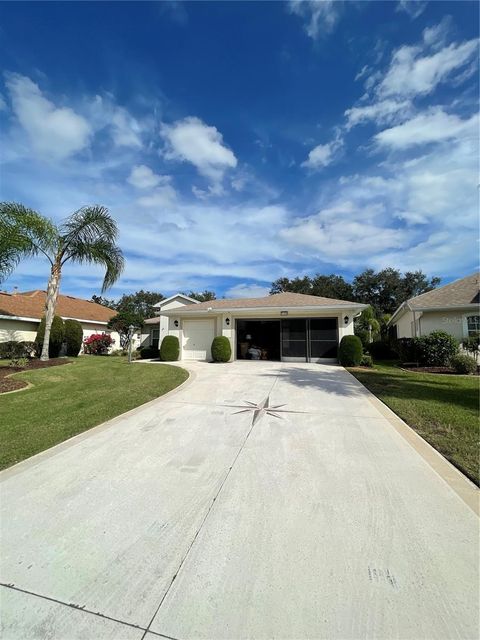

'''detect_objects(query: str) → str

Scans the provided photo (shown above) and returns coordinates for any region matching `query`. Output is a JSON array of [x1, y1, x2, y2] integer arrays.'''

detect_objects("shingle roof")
[[408, 273, 480, 309], [162, 291, 363, 313], [0, 290, 116, 323]]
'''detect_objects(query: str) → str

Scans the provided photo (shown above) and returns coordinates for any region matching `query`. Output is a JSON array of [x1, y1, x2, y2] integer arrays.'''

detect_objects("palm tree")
[[0, 203, 124, 360]]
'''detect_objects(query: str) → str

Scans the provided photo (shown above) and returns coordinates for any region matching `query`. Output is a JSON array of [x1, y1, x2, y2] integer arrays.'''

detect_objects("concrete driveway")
[[1, 361, 478, 640]]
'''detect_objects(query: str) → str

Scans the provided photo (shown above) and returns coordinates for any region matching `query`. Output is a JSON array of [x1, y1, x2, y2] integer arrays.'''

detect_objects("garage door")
[[182, 320, 216, 361]]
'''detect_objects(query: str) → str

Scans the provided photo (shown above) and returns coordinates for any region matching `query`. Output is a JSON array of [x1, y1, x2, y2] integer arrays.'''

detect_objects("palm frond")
[[60, 205, 119, 250], [64, 238, 125, 292], [0, 202, 58, 283]]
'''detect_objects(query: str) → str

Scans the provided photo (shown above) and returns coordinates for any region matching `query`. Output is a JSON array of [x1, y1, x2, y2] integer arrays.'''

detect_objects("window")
[[466, 315, 480, 338], [151, 329, 160, 346]]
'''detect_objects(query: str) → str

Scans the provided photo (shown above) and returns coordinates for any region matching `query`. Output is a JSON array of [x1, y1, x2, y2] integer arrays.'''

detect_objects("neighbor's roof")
[[0, 290, 116, 323], [389, 272, 480, 324], [160, 292, 365, 314]]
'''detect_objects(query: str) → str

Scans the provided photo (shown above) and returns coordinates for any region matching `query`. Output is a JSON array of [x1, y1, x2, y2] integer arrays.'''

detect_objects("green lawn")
[[0, 356, 189, 470], [349, 361, 479, 485]]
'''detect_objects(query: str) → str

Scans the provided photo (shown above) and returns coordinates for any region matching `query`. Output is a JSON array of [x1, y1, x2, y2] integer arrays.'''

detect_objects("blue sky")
[[1, 0, 478, 299]]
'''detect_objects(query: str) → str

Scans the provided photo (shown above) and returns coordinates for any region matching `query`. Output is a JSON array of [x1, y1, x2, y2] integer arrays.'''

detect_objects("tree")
[[91, 294, 117, 309], [0, 203, 124, 360], [355, 306, 380, 344], [184, 290, 216, 302], [115, 290, 164, 320], [352, 268, 440, 315], [107, 310, 143, 349], [270, 274, 354, 300]]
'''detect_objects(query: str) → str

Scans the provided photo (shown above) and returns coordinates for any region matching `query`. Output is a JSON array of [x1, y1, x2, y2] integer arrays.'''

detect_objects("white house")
[[388, 272, 480, 342], [143, 292, 367, 362], [0, 289, 122, 349]]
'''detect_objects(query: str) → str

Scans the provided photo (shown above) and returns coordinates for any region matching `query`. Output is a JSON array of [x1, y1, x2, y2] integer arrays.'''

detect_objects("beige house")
[[0, 290, 122, 349], [388, 273, 480, 342], [144, 292, 367, 362]]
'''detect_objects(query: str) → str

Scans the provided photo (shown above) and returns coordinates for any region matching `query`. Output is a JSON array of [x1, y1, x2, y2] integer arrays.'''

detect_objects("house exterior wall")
[[0, 318, 38, 343], [392, 308, 478, 341], [0, 317, 121, 353]]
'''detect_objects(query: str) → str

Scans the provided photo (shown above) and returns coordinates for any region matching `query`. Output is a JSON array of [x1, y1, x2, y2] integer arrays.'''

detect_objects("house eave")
[[0, 314, 109, 326], [161, 303, 368, 316]]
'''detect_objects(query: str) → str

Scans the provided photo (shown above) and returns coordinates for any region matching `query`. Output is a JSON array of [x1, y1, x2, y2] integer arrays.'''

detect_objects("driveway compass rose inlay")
[[223, 395, 306, 426]]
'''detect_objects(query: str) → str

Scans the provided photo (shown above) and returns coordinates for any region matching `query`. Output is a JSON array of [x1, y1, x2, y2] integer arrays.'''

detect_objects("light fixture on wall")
[[246, 334, 252, 340], [225, 317, 230, 326], [344, 316, 349, 325], [280, 310, 288, 316], [174, 319, 179, 328]]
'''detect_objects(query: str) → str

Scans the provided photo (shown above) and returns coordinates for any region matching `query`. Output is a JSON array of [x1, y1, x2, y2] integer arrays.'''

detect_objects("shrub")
[[367, 340, 396, 360], [354, 328, 370, 349], [416, 331, 458, 367], [9, 356, 29, 368], [138, 345, 159, 359], [160, 335, 179, 361], [83, 333, 114, 355], [360, 354, 373, 367], [450, 354, 477, 375], [110, 349, 127, 357], [211, 336, 231, 362], [0, 341, 36, 359], [64, 319, 83, 357], [338, 335, 363, 366], [35, 315, 65, 358], [395, 337, 421, 363]]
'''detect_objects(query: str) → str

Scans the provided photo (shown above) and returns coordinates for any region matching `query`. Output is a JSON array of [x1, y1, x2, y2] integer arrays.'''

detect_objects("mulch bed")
[[0, 358, 72, 394], [400, 365, 479, 376]]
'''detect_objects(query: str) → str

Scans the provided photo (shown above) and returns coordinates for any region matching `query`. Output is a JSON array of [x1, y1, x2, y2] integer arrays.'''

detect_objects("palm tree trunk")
[[40, 261, 61, 361]]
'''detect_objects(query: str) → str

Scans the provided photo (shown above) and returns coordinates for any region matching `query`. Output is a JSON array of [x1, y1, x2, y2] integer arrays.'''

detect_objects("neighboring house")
[[0, 289, 123, 350], [388, 273, 480, 342], [144, 291, 367, 362]]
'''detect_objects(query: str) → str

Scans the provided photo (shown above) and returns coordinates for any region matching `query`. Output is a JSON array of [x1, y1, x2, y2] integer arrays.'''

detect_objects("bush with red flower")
[[83, 333, 114, 355]]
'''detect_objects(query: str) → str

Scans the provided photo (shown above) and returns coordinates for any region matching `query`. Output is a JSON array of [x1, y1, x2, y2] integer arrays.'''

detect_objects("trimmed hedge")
[[417, 331, 458, 367], [36, 315, 65, 358], [211, 336, 231, 362], [360, 354, 373, 367], [450, 354, 477, 374], [64, 319, 83, 357], [338, 335, 363, 366], [160, 335, 179, 361]]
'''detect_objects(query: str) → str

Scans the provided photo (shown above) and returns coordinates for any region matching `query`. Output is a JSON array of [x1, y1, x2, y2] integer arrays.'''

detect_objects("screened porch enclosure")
[[236, 318, 338, 362]]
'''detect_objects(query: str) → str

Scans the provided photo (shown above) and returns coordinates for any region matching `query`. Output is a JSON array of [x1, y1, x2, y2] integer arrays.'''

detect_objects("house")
[[388, 273, 480, 342], [143, 292, 367, 362], [0, 289, 123, 349]]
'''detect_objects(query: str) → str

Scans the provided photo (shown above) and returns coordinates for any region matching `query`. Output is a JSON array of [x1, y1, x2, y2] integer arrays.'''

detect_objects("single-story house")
[[144, 292, 367, 362], [0, 289, 125, 350], [388, 272, 480, 342], [142, 293, 199, 348]]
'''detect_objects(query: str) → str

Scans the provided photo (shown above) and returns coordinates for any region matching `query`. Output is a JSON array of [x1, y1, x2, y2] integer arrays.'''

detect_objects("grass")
[[0, 356, 189, 470], [349, 361, 479, 485]]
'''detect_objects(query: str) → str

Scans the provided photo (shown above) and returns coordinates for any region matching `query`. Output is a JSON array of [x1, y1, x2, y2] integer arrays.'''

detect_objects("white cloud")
[[288, 0, 341, 39], [5, 73, 92, 159], [281, 201, 407, 263], [345, 99, 412, 129], [375, 108, 478, 149], [88, 95, 143, 148], [128, 164, 170, 189], [161, 116, 237, 184], [302, 136, 343, 170], [396, 0, 427, 20], [0, 93, 7, 111], [224, 283, 270, 299], [422, 16, 452, 50], [136, 184, 177, 208], [378, 38, 478, 98]]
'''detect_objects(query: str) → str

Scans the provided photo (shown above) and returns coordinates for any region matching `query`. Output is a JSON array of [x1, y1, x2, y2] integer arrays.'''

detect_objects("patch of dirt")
[[0, 358, 72, 394]]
